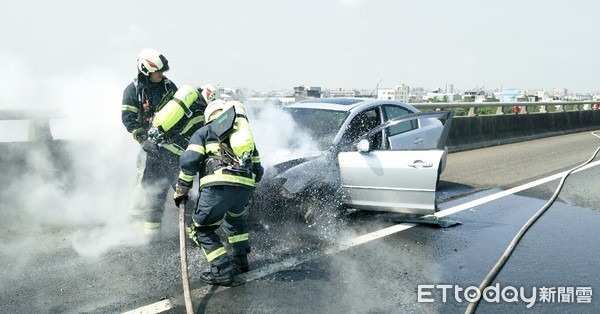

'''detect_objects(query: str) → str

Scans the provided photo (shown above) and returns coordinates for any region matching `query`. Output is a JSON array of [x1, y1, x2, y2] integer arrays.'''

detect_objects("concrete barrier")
[[446, 110, 600, 152], [2, 105, 599, 156]]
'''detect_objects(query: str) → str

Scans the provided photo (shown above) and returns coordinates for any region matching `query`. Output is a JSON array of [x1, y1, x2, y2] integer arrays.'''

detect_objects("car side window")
[[341, 108, 382, 149], [384, 105, 417, 136]]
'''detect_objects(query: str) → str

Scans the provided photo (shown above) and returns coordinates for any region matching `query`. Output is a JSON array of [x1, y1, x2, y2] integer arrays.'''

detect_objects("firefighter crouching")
[[173, 99, 263, 286]]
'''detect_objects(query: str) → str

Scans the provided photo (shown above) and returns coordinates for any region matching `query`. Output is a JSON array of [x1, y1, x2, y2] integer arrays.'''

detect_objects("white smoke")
[[49, 69, 149, 255], [0, 66, 334, 263], [0, 63, 147, 260], [1, 70, 325, 262], [243, 99, 320, 169]]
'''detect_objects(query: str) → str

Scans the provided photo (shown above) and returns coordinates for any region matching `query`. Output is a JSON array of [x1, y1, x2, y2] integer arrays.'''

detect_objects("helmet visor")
[[159, 55, 169, 72]]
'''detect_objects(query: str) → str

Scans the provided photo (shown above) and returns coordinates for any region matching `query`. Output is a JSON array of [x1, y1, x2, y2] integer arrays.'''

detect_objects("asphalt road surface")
[[1, 130, 599, 313]]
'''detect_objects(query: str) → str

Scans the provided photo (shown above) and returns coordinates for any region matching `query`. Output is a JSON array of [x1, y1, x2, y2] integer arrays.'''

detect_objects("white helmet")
[[137, 48, 169, 76], [200, 84, 221, 104], [204, 99, 233, 123]]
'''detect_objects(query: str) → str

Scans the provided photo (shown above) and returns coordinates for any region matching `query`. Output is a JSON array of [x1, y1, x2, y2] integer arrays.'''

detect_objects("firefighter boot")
[[200, 265, 235, 286], [142, 220, 161, 243], [232, 255, 249, 275]]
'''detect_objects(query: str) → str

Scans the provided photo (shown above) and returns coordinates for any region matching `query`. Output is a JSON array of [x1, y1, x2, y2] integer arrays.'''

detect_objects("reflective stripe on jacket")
[[178, 122, 262, 189]]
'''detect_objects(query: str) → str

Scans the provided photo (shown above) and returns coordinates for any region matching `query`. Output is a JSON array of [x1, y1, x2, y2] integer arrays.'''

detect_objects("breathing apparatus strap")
[[204, 142, 252, 178], [172, 97, 193, 118], [134, 78, 153, 127], [155, 79, 175, 112]]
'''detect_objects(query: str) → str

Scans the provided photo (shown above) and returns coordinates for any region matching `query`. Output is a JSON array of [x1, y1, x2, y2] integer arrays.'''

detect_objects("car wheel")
[[301, 195, 319, 223], [299, 186, 342, 224]]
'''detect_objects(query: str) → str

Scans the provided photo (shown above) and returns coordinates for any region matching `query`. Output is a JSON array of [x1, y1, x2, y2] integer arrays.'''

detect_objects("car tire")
[[300, 195, 319, 223]]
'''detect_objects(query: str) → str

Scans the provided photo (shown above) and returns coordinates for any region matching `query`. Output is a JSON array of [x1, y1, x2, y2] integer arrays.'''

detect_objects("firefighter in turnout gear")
[[121, 48, 206, 237], [173, 99, 264, 286]]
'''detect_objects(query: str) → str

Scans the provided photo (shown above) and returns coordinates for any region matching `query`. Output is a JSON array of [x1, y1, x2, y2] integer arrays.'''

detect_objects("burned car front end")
[[249, 104, 349, 220]]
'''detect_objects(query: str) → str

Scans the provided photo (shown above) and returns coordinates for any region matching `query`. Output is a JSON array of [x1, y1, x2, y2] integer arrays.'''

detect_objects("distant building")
[[378, 88, 394, 100], [551, 88, 568, 98], [498, 90, 526, 102], [394, 84, 410, 103], [293, 85, 322, 101], [330, 88, 357, 97], [463, 88, 485, 101], [307, 86, 321, 98], [536, 90, 551, 101], [376, 84, 410, 102]]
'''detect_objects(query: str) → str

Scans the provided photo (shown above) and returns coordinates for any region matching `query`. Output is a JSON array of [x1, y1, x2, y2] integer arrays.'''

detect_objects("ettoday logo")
[[418, 284, 592, 309]]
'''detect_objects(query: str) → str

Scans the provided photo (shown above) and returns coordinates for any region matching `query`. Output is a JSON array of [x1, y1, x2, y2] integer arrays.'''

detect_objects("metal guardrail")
[[1, 101, 598, 141], [410, 101, 599, 116]]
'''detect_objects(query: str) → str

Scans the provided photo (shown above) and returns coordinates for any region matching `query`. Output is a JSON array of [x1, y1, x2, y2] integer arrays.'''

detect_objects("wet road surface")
[[1, 131, 599, 313]]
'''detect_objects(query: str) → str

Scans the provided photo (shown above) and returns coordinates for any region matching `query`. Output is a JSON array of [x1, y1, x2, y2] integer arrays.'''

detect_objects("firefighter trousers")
[[141, 147, 179, 233], [191, 185, 252, 269]]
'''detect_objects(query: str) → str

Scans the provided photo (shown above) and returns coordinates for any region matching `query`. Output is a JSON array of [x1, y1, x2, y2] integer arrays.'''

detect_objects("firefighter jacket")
[[121, 75, 176, 133], [178, 123, 263, 190], [122, 77, 205, 156]]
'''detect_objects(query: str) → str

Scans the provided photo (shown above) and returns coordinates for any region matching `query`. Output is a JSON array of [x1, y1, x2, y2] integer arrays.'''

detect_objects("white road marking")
[[436, 159, 600, 218], [121, 299, 172, 314], [123, 159, 600, 314]]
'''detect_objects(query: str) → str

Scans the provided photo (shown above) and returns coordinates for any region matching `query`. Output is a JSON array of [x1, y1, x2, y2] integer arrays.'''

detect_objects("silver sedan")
[[250, 97, 453, 220]]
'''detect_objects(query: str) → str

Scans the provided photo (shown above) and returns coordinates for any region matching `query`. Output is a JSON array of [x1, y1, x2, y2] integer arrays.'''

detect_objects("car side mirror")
[[356, 139, 370, 153]]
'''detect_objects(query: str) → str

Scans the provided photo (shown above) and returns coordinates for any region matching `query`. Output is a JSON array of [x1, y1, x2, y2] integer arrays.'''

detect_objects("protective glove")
[[140, 140, 159, 155], [254, 164, 264, 183], [131, 127, 148, 143], [186, 221, 201, 247], [173, 184, 190, 207]]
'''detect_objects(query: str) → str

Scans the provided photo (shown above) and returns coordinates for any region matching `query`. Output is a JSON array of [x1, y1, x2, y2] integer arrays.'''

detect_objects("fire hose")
[[179, 201, 194, 314], [465, 139, 600, 314]]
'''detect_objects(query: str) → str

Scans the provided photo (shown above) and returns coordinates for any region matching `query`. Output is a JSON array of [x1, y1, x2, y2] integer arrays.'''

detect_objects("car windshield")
[[284, 107, 348, 150]]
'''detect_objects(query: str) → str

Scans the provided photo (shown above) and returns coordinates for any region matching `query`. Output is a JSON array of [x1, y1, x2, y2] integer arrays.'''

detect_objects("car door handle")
[[408, 160, 433, 168], [413, 138, 423, 144]]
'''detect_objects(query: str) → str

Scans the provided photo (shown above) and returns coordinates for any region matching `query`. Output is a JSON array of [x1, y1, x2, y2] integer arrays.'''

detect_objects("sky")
[[1, 0, 599, 97]]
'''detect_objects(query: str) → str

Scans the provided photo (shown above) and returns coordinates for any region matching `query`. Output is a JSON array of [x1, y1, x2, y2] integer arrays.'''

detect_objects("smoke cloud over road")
[[0, 62, 147, 263], [0, 65, 323, 263]]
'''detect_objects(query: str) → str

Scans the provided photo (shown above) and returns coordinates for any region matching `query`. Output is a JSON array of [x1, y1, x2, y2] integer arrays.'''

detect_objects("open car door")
[[338, 111, 453, 214]]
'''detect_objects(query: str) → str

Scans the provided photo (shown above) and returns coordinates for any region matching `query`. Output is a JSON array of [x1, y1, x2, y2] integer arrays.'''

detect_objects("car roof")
[[286, 97, 371, 111], [285, 97, 417, 112]]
